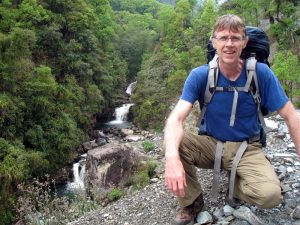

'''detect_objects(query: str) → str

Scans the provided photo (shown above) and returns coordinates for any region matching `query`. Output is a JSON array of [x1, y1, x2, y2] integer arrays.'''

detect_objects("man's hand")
[[164, 157, 187, 197]]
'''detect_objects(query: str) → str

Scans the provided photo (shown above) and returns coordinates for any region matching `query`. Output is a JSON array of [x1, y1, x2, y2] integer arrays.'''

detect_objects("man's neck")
[[219, 59, 244, 81]]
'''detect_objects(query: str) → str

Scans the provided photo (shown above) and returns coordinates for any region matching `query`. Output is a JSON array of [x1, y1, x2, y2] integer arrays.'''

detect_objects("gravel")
[[68, 111, 300, 225]]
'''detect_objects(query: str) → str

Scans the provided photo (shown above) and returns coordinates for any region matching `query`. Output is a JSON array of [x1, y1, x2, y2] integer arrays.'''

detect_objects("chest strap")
[[210, 140, 248, 203]]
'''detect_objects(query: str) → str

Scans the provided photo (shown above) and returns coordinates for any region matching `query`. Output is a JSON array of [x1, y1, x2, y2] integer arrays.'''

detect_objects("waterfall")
[[108, 103, 134, 124], [67, 154, 86, 190], [107, 81, 135, 125], [126, 81, 136, 95]]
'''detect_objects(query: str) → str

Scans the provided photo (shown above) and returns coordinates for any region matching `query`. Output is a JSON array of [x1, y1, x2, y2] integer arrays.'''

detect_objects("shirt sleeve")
[[257, 63, 289, 112], [180, 65, 208, 104]]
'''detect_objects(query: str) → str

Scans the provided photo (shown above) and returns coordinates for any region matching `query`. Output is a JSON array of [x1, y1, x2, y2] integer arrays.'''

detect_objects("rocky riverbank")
[[68, 109, 300, 225]]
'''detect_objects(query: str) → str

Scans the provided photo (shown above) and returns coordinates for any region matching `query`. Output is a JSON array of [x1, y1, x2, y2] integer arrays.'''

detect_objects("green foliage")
[[0, 139, 42, 225], [132, 52, 172, 130], [110, 0, 161, 15], [132, 170, 150, 190], [0, 0, 130, 222], [157, 4, 174, 36], [219, 0, 259, 26], [0, 94, 25, 140], [114, 11, 159, 79], [132, 0, 212, 131], [142, 140, 155, 152], [192, 0, 217, 48], [146, 160, 157, 178], [272, 50, 300, 103], [0, 139, 28, 182], [108, 188, 123, 201], [166, 69, 187, 95], [166, 0, 191, 49], [125, 159, 157, 191]]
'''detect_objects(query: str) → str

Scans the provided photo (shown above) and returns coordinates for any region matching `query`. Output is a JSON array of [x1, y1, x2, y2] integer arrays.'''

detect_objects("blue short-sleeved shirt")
[[180, 62, 289, 142]]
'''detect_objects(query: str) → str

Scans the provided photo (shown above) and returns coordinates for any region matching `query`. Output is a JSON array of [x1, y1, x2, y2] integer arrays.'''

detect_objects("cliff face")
[[68, 109, 300, 225]]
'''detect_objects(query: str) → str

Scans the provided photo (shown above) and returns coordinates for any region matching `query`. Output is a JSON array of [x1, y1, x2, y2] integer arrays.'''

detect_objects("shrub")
[[129, 159, 158, 191], [108, 188, 123, 201], [132, 171, 150, 191], [142, 140, 155, 152], [146, 160, 157, 178]]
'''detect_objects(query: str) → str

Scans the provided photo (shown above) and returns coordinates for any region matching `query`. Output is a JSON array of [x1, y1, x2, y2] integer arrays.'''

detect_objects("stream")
[[63, 82, 136, 193]]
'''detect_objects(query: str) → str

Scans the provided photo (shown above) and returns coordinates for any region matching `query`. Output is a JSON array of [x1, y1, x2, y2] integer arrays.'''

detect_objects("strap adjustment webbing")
[[211, 140, 249, 202], [228, 140, 248, 201], [210, 141, 224, 202]]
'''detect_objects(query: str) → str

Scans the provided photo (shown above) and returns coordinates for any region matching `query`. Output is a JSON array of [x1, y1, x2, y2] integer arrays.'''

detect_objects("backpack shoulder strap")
[[244, 56, 256, 92], [245, 55, 268, 133], [197, 54, 219, 129]]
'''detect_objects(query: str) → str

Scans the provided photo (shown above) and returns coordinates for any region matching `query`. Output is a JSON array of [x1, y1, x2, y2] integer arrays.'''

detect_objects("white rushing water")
[[67, 154, 86, 190], [125, 81, 136, 95], [108, 103, 134, 124]]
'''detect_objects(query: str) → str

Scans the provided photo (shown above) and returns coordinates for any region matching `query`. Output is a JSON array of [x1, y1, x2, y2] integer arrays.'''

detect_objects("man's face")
[[212, 28, 248, 66]]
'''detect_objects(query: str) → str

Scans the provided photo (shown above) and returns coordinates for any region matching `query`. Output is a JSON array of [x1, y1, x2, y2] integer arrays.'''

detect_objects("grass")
[[142, 140, 155, 152], [108, 188, 123, 201]]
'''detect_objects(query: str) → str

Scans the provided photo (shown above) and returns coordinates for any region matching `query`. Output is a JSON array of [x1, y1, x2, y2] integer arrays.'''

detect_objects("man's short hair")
[[212, 14, 246, 37]]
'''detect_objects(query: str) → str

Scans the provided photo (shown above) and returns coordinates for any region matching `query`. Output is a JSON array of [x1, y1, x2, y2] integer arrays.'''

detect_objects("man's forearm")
[[285, 111, 300, 156], [163, 117, 184, 159]]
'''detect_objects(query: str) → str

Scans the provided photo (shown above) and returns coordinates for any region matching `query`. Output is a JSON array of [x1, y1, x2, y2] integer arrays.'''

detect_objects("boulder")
[[121, 128, 134, 137], [85, 141, 148, 190], [124, 135, 144, 142]]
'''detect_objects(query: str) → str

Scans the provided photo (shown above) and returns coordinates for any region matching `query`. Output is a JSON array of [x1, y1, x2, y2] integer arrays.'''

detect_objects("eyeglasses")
[[213, 36, 245, 43]]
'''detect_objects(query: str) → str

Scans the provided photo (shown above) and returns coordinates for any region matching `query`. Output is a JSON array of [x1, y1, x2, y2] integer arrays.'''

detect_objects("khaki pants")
[[178, 132, 282, 209]]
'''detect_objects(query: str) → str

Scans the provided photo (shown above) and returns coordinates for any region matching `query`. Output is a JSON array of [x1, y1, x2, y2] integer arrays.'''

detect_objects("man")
[[164, 14, 300, 225]]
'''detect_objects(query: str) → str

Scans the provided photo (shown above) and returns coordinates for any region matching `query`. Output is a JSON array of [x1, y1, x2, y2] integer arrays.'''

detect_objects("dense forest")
[[0, 0, 300, 224]]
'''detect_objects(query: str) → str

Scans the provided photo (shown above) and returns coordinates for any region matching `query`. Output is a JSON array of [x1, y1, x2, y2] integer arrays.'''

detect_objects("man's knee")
[[250, 182, 282, 208]]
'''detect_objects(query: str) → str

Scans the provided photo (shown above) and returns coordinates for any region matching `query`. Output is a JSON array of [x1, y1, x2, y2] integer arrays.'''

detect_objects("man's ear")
[[212, 38, 216, 49], [242, 37, 248, 49]]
